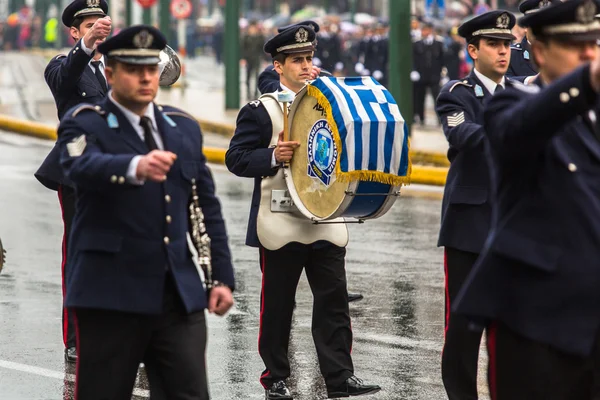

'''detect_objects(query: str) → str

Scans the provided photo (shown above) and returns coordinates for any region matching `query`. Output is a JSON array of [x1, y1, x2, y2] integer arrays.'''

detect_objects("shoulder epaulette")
[[54, 54, 67, 60], [157, 105, 196, 121], [72, 104, 105, 118], [510, 45, 523, 51], [449, 80, 473, 92], [508, 80, 540, 94]]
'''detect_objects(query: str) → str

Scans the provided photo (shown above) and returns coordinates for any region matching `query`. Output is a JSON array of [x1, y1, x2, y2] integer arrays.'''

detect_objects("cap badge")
[[87, 0, 100, 7], [133, 30, 154, 49], [295, 27, 309, 43], [538, 0, 550, 8], [576, 0, 596, 24], [496, 13, 510, 29]]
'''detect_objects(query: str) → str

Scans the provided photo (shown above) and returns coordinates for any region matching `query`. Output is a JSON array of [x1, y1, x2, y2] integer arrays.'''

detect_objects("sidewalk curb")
[[0, 114, 448, 187]]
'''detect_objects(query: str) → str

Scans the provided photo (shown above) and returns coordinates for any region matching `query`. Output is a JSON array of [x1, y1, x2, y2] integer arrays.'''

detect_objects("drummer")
[[225, 26, 380, 400]]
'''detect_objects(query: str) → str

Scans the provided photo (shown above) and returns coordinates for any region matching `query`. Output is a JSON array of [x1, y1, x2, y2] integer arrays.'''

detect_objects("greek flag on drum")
[[307, 77, 411, 186]]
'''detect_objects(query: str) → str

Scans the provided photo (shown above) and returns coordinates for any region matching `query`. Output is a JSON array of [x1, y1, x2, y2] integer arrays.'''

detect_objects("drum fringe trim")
[[306, 85, 412, 186]]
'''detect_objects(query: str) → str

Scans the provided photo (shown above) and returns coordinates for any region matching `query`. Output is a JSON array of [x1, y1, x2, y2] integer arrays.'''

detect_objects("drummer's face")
[[274, 51, 314, 93]]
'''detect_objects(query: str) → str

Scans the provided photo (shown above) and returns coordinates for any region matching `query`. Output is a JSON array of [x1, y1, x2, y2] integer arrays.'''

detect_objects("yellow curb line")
[[0, 114, 448, 186]]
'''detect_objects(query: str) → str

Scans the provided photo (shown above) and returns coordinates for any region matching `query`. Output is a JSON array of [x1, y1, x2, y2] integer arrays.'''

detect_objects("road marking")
[[0, 359, 150, 397]]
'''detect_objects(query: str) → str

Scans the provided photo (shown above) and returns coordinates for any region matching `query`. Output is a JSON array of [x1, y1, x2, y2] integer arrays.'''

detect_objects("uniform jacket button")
[[166, 215, 172, 224], [568, 163, 577, 172], [164, 237, 170, 245], [110, 175, 117, 183], [569, 88, 580, 98], [165, 194, 171, 203], [559, 92, 570, 103], [118, 176, 125, 184], [82, 92, 87, 97]]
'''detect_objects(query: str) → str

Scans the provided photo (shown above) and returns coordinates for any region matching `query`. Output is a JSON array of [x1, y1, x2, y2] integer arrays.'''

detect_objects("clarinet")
[[189, 178, 213, 291]]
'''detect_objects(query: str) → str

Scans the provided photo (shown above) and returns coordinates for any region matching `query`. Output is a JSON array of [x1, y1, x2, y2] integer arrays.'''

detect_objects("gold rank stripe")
[[447, 112, 465, 127]]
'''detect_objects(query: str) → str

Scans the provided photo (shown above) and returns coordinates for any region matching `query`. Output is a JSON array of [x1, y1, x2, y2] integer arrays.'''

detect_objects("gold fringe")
[[306, 85, 412, 187]]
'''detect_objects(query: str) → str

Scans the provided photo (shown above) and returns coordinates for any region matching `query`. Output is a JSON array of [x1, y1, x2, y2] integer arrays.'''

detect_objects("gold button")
[[568, 163, 577, 172], [118, 176, 125, 184], [559, 92, 570, 103], [166, 215, 172, 224], [165, 194, 171, 203], [570, 88, 580, 98], [110, 175, 117, 183], [164, 236, 170, 245]]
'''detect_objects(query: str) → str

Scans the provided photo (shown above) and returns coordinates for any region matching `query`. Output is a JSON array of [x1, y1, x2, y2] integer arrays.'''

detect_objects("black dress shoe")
[[327, 375, 381, 398], [64, 347, 77, 363], [348, 293, 364, 302], [265, 380, 293, 399]]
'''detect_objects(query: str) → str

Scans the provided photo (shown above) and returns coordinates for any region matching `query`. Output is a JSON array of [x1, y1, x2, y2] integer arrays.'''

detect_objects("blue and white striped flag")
[[307, 77, 411, 186]]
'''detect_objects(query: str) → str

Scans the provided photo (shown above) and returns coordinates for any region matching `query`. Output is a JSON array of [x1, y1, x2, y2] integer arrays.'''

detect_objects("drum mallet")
[[277, 90, 295, 166]]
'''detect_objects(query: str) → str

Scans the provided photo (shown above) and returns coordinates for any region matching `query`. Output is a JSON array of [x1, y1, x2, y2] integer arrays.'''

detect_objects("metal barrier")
[[0, 114, 448, 186]]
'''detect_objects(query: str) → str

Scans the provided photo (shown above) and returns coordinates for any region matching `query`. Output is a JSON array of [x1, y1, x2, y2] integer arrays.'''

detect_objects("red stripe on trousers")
[[57, 186, 69, 347], [444, 248, 450, 339], [487, 322, 498, 400], [258, 248, 271, 388], [73, 311, 80, 400]]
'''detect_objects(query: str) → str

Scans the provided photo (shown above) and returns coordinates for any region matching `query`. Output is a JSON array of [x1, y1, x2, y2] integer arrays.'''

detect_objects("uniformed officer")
[[257, 20, 322, 95], [506, 0, 559, 79], [34, 0, 112, 363], [435, 10, 516, 400], [412, 21, 445, 125], [256, 20, 364, 304], [455, 0, 600, 398], [57, 25, 235, 399], [225, 26, 380, 400]]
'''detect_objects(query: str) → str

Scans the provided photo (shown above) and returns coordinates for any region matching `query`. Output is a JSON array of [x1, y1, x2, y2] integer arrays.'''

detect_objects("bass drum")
[[284, 85, 400, 222]]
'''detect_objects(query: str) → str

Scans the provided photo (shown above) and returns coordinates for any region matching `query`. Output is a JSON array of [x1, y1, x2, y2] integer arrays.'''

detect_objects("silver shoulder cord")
[[189, 178, 213, 290]]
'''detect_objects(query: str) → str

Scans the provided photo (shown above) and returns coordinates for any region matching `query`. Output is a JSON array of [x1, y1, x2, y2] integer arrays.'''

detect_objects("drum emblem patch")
[[307, 119, 337, 186]]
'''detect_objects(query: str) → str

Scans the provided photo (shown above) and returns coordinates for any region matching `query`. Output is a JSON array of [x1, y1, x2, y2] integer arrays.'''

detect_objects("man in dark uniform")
[[35, 0, 112, 363], [226, 26, 380, 400], [506, 0, 558, 79], [57, 24, 235, 399], [435, 10, 516, 400], [256, 20, 363, 304], [455, 0, 600, 398], [412, 21, 445, 125]]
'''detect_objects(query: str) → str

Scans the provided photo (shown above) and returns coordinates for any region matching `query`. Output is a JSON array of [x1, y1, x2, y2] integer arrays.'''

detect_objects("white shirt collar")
[[108, 91, 157, 131], [279, 82, 294, 94], [473, 68, 505, 95]]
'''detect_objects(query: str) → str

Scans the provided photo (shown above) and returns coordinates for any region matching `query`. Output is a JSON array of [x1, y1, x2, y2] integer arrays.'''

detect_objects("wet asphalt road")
[[0, 130, 490, 400]]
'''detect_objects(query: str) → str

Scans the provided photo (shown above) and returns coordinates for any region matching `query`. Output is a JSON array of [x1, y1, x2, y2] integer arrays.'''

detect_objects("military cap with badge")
[[263, 25, 317, 58], [458, 9, 517, 43], [519, 0, 561, 15], [519, 0, 600, 42], [97, 25, 167, 65], [62, 0, 108, 27]]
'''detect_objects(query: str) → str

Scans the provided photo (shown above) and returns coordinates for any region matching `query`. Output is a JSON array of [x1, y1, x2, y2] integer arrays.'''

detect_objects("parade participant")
[[57, 25, 235, 398], [257, 20, 322, 95], [506, 0, 558, 79], [34, 0, 112, 363], [435, 10, 516, 400], [412, 21, 445, 126], [256, 19, 363, 303], [455, 0, 600, 398], [225, 25, 380, 400]]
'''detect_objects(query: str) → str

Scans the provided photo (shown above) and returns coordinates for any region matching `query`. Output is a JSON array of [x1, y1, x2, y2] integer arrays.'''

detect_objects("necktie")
[[140, 116, 159, 151], [494, 85, 504, 94], [90, 61, 108, 93]]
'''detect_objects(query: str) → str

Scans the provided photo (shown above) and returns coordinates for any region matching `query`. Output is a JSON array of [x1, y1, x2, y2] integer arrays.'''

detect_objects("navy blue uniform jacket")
[[36, 39, 108, 191], [225, 100, 277, 247], [435, 71, 498, 254], [455, 65, 600, 357], [58, 98, 235, 314], [506, 37, 537, 80]]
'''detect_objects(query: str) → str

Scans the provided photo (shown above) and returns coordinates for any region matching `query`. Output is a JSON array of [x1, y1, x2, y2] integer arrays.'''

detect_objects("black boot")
[[327, 375, 381, 398], [265, 380, 293, 400]]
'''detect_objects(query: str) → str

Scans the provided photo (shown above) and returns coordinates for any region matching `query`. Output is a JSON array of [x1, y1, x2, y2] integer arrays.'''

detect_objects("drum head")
[[287, 87, 350, 219]]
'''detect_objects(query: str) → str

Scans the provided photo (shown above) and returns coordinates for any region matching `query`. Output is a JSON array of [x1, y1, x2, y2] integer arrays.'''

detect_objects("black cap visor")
[[109, 56, 161, 65]]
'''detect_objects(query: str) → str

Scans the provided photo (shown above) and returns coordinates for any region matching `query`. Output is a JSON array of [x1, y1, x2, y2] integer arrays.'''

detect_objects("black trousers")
[[488, 322, 600, 400], [442, 247, 483, 400], [258, 242, 354, 390], [413, 81, 441, 124], [58, 185, 76, 349], [74, 275, 209, 400]]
